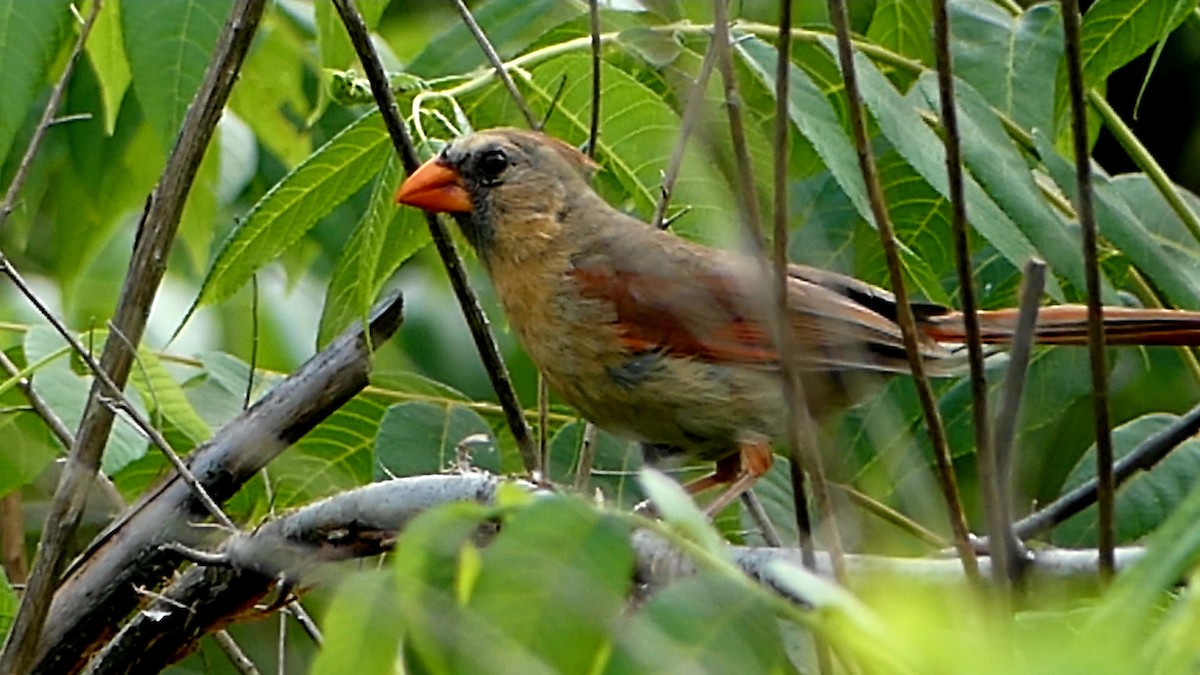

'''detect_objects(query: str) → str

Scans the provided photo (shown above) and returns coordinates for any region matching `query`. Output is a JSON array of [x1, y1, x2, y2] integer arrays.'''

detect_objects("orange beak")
[[394, 158, 473, 213]]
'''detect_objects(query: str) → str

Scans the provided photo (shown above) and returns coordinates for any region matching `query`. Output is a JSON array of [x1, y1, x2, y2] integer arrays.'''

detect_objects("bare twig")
[[990, 260, 1046, 583], [0, 2, 267, 671], [1009, 400, 1200, 541], [766, 0, 827, 578], [1061, 0, 1114, 577], [449, 0, 538, 129], [332, 0, 539, 475], [573, 422, 599, 492], [651, 30, 719, 229], [931, 0, 995, 588], [32, 291, 402, 672], [831, 482, 949, 549], [740, 492, 783, 547], [586, 0, 601, 156], [0, 0, 103, 230], [537, 376, 549, 477], [214, 631, 260, 675], [0, 492, 27, 583], [823, 0, 978, 578]]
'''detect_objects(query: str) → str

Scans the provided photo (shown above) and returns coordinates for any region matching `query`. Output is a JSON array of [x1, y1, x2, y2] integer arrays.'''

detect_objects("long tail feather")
[[920, 305, 1200, 346]]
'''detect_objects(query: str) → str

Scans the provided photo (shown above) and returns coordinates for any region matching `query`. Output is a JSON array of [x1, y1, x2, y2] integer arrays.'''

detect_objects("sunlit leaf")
[[192, 111, 391, 310]]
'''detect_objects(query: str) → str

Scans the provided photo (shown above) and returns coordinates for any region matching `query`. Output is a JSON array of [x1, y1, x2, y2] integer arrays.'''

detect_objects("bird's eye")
[[476, 149, 509, 185]]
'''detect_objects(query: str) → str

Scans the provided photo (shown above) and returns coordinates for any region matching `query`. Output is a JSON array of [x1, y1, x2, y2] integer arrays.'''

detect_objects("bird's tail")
[[920, 305, 1200, 346]]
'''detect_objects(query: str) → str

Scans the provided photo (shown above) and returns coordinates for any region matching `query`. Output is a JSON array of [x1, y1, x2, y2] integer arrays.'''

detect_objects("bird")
[[395, 127, 1200, 513]]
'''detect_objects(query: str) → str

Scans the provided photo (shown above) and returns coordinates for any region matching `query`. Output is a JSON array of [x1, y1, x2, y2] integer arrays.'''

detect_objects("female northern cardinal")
[[396, 127, 1200, 510]]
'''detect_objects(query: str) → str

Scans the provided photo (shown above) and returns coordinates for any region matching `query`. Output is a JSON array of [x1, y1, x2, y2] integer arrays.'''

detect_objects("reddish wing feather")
[[569, 266, 780, 364]]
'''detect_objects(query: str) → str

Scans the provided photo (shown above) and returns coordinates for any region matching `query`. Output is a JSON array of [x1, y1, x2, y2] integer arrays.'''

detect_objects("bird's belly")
[[545, 352, 789, 461]]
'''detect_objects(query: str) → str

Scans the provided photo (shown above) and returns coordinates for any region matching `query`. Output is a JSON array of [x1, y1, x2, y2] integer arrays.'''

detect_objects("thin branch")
[[767, 0, 826, 578], [0, 0, 103, 230], [740, 492, 783, 547], [573, 422, 598, 492], [586, 0, 601, 156], [1009, 399, 1200, 541], [823, 0, 978, 579], [332, 0, 539, 475], [0, 492, 27, 583], [538, 376, 549, 478], [931, 0, 995, 588], [0, 349, 124, 510], [1088, 90, 1200, 245], [1061, 0, 1115, 578], [30, 291, 402, 672], [990, 260, 1046, 583], [0, 2, 267, 671], [651, 30, 719, 228], [214, 630, 260, 675], [449, 0, 539, 129], [830, 482, 948, 549]]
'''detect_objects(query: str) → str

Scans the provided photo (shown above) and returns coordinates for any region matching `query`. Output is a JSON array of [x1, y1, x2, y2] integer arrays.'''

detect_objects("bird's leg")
[[693, 439, 774, 517]]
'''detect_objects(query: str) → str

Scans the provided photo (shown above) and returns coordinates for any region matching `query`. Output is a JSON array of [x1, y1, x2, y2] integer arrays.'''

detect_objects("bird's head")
[[395, 128, 599, 258]]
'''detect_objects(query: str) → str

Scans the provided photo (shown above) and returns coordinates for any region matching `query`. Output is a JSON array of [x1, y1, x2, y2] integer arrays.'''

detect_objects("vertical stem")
[[449, 0, 538, 129], [991, 260, 1046, 584], [770, 0, 820, 573], [931, 0, 997, 586], [824, 0, 979, 579], [586, 0, 602, 156], [712, 0, 846, 579], [651, 34, 719, 229], [334, 0, 539, 473], [0, 492, 27, 584], [0, 1, 267, 670], [1060, 0, 1115, 577]]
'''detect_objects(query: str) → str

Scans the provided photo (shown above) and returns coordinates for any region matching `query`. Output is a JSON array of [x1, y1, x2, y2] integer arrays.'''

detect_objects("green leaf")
[[1055, 413, 1200, 546], [318, 155, 431, 347], [227, 18, 311, 166], [0, 413, 57, 498], [0, 0, 71, 166], [312, 570, 403, 675], [949, 0, 1062, 134], [407, 0, 585, 78], [866, 0, 934, 65], [639, 469, 726, 556], [312, 0, 389, 71], [1053, 0, 1198, 134], [1034, 131, 1200, 309], [736, 37, 948, 302], [273, 393, 389, 508], [1084, 438, 1200, 646], [24, 327, 148, 475], [469, 497, 633, 675], [835, 42, 1063, 300], [176, 124, 220, 273], [615, 26, 682, 68], [122, 0, 234, 151], [0, 567, 15, 640], [842, 348, 1095, 522], [193, 111, 392, 309], [389, 501, 504, 673], [375, 401, 500, 479], [548, 420, 643, 508], [129, 346, 211, 444], [85, 0, 132, 135], [606, 572, 787, 675], [916, 73, 1091, 299], [1109, 174, 1200, 299]]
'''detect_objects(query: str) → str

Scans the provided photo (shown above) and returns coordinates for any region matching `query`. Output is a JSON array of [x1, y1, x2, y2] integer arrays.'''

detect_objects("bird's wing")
[[568, 244, 957, 373]]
